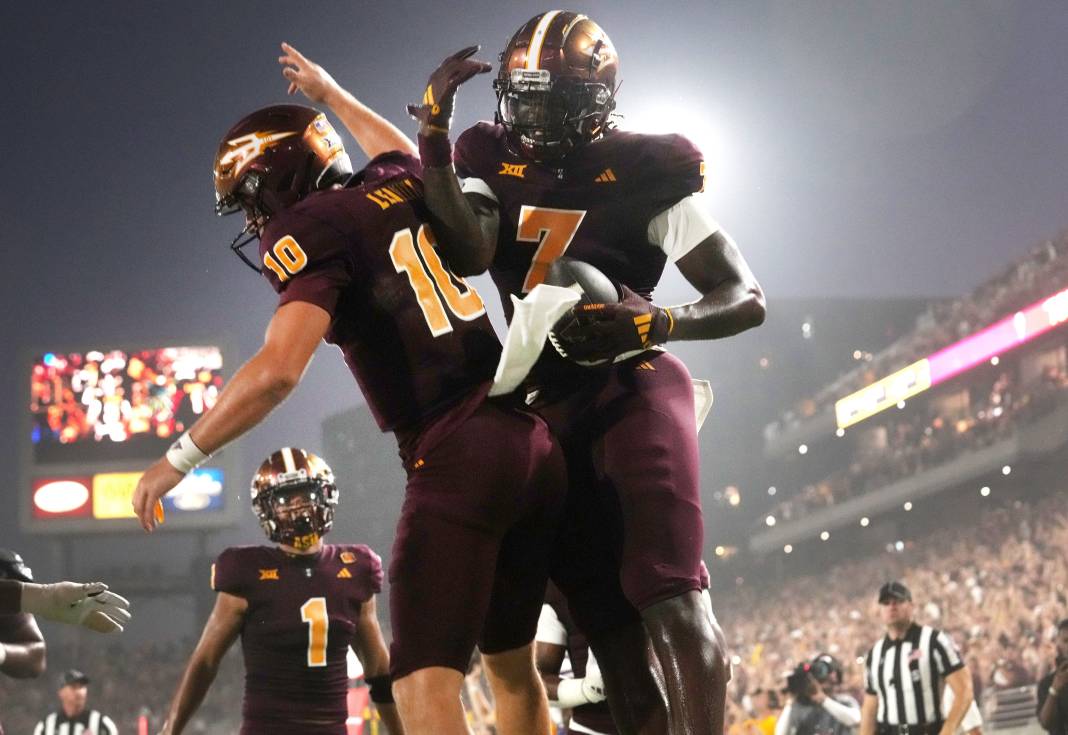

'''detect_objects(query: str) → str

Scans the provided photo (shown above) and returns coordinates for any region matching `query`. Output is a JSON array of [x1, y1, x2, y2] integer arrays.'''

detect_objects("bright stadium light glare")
[[820, 531, 830, 541], [903, 501, 913, 511], [715, 545, 726, 557], [767, 486, 777, 496], [853, 350, 863, 360], [895, 540, 905, 551], [836, 428, 845, 437], [980, 486, 991, 497], [765, 515, 777, 527], [1002, 465, 1012, 475], [798, 444, 809, 455], [783, 544, 793, 554], [990, 356, 1000, 366], [860, 516, 870, 527], [897, 400, 907, 410]]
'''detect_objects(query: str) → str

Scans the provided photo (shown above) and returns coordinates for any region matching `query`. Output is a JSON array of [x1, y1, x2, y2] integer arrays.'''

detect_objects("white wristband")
[[165, 431, 209, 474]]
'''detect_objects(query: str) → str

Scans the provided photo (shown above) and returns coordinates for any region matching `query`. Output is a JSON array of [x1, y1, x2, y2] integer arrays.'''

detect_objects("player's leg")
[[481, 643, 551, 734], [596, 351, 727, 735], [390, 401, 561, 733], [392, 667, 470, 734], [548, 443, 669, 734], [477, 409, 565, 735]]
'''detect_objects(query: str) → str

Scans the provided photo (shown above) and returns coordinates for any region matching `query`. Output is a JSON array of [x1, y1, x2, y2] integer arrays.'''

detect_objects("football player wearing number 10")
[[160, 448, 403, 735], [131, 92, 566, 734]]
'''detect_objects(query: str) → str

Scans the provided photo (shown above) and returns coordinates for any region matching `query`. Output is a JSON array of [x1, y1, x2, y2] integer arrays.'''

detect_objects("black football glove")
[[407, 46, 492, 135], [551, 284, 675, 364]]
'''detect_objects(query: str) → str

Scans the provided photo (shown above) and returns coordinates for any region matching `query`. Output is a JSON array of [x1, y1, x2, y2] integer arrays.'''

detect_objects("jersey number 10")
[[389, 225, 486, 337]]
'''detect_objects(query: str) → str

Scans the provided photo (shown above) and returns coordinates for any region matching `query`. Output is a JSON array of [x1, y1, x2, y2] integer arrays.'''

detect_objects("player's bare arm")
[[859, 692, 878, 735], [0, 612, 45, 678], [160, 591, 247, 735], [408, 47, 499, 276], [279, 42, 417, 160], [669, 228, 767, 340], [132, 300, 330, 530], [939, 666, 974, 735], [350, 596, 405, 735]]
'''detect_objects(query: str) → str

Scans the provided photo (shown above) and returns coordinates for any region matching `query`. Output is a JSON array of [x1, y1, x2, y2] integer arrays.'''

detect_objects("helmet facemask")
[[495, 69, 615, 162], [253, 480, 337, 551]]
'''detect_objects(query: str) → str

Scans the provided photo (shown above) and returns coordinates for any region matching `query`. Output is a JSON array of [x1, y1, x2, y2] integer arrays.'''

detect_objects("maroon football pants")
[[388, 399, 565, 679], [541, 350, 705, 633]]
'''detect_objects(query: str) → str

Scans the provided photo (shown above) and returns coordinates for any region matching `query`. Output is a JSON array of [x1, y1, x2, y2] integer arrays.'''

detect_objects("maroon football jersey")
[[454, 122, 704, 317], [544, 582, 616, 734], [212, 544, 382, 730], [258, 152, 501, 436]]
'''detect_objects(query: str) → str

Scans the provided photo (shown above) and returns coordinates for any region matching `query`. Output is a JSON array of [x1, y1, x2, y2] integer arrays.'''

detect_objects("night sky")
[[2, 2, 1067, 638]]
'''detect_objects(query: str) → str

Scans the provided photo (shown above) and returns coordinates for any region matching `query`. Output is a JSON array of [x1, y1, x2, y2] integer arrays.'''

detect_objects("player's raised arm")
[[407, 46, 499, 277], [350, 596, 405, 735], [131, 300, 331, 531], [160, 591, 246, 735], [279, 42, 417, 160]]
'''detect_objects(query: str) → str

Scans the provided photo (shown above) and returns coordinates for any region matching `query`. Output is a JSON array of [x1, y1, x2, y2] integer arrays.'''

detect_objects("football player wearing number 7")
[[406, 15, 766, 735], [131, 51, 567, 734], [160, 448, 404, 735]]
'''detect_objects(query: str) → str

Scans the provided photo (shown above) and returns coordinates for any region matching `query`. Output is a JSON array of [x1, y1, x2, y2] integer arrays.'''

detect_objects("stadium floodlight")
[[767, 486, 777, 496], [991, 356, 1000, 366], [1002, 465, 1012, 475], [783, 544, 793, 554], [860, 516, 870, 527], [765, 515, 777, 527], [836, 428, 845, 437], [980, 486, 991, 497], [820, 531, 830, 541], [903, 501, 913, 511], [798, 444, 809, 455]]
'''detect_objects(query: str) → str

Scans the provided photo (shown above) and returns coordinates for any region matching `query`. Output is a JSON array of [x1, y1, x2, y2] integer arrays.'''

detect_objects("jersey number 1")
[[301, 597, 328, 668], [389, 225, 486, 337]]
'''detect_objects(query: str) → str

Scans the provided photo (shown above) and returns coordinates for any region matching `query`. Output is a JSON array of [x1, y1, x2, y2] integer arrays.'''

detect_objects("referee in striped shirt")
[[33, 669, 118, 735], [860, 581, 974, 735]]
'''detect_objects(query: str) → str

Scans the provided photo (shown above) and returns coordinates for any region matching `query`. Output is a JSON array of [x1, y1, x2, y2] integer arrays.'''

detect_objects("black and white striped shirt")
[[865, 622, 964, 726], [32, 710, 118, 735]]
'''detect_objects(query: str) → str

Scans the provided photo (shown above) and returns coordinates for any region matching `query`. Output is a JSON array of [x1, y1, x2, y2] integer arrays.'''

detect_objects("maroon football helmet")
[[250, 447, 339, 551], [212, 105, 352, 272], [494, 11, 619, 161]]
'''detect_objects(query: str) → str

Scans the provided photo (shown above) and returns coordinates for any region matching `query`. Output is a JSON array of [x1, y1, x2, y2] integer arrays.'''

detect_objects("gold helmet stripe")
[[525, 10, 563, 70]]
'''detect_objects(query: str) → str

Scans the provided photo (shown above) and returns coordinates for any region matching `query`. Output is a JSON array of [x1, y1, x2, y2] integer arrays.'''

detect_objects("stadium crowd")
[[721, 492, 1068, 733], [769, 231, 1068, 435], [767, 359, 1068, 523]]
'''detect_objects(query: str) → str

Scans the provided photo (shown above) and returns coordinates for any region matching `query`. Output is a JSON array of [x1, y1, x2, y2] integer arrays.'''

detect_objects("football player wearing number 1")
[[132, 93, 566, 734], [410, 13, 766, 735], [161, 449, 402, 735]]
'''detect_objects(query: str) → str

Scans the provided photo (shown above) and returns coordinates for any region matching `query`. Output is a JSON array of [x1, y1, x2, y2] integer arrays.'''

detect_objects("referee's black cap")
[[58, 669, 90, 688], [0, 548, 33, 583], [878, 580, 912, 603]]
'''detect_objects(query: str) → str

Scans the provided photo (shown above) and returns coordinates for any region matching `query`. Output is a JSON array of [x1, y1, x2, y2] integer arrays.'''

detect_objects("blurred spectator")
[[1037, 618, 1068, 734]]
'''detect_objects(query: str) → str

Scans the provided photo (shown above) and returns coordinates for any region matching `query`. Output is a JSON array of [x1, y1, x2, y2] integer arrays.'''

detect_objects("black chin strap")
[[229, 220, 262, 274]]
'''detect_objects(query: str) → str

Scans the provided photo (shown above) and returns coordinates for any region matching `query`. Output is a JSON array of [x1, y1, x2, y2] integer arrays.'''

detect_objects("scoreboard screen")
[[21, 344, 240, 533], [30, 346, 223, 464]]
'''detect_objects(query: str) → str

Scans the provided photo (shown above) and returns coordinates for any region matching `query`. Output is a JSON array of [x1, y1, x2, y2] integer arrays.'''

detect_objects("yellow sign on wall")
[[834, 359, 932, 430], [92, 472, 143, 519]]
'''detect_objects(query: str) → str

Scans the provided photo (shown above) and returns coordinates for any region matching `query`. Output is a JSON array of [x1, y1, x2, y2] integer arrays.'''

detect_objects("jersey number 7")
[[389, 224, 486, 337]]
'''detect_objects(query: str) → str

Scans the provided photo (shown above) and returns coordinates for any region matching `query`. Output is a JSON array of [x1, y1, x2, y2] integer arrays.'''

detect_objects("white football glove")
[[20, 582, 132, 633]]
